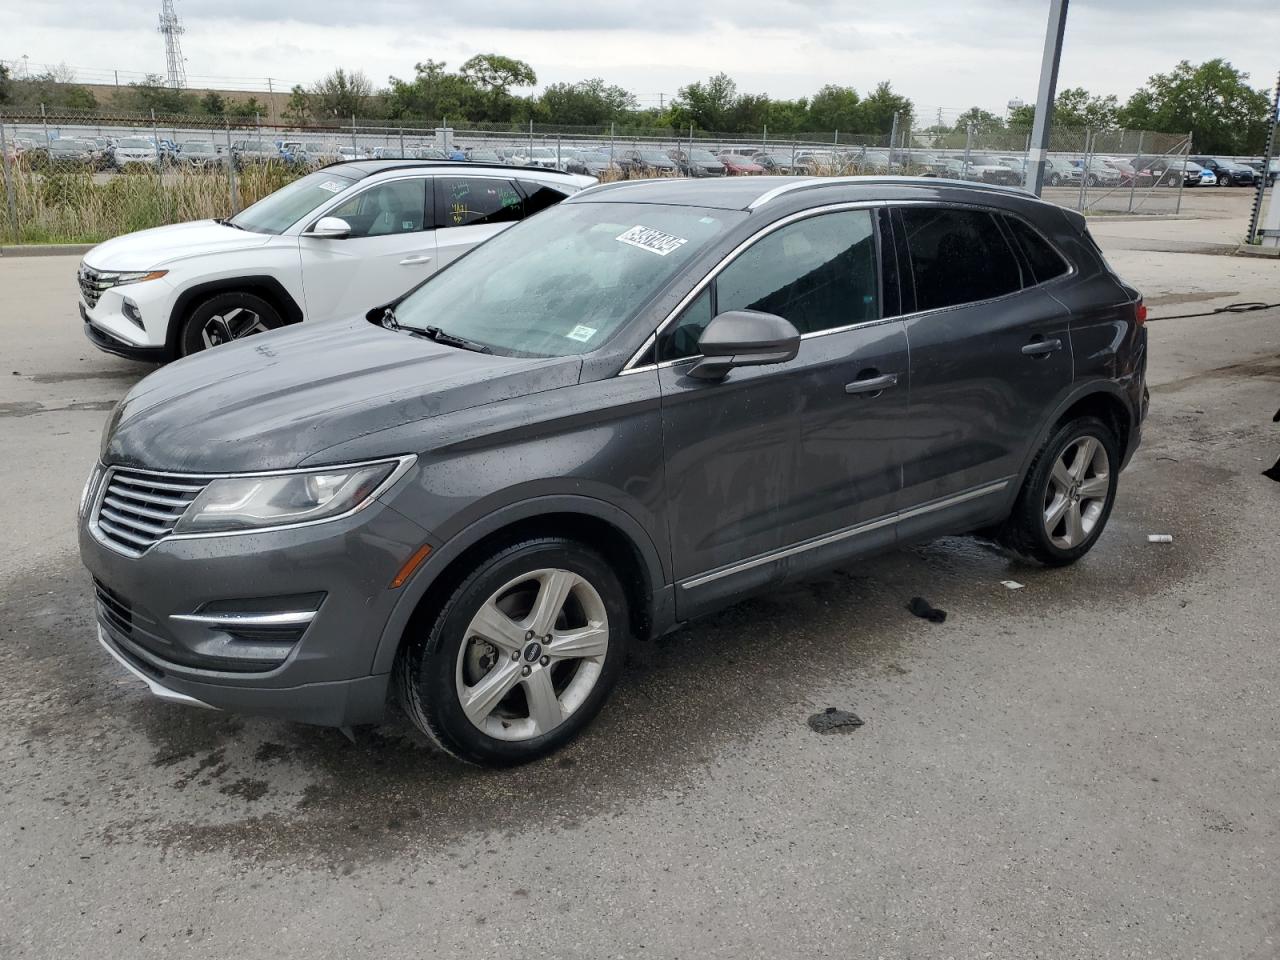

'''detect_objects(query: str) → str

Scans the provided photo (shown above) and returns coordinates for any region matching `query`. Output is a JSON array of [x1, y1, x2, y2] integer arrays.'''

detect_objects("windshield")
[[230, 169, 359, 234], [394, 202, 745, 358], [119, 138, 153, 148], [638, 151, 670, 162], [689, 150, 719, 162], [182, 142, 215, 153]]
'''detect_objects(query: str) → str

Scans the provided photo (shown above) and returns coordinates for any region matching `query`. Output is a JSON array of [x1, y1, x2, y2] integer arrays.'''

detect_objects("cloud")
[[13, 0, 1279, 114]]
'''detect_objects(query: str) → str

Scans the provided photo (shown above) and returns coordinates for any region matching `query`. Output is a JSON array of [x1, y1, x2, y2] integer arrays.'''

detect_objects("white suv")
[[79, 160, 595, 361]]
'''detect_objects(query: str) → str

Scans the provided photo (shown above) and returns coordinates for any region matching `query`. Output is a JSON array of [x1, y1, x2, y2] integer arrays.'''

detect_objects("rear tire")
[[998, 416, 1120, 566], [179, 291, 284, 357], [396, 537, 630, 766]]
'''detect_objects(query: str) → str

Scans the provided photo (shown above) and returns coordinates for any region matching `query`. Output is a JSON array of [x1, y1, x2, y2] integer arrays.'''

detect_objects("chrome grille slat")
[[97, 516, 156, 548], [108, 487, 194, 509], [112, 474, 207, 494], [101, 495, 178, 522], [92, 467, 212, 554], [98, 506, 172, 537]]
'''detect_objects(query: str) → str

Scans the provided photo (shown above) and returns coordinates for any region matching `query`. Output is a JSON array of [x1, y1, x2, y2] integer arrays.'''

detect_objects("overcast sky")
[[10, 0, 1279, 119]]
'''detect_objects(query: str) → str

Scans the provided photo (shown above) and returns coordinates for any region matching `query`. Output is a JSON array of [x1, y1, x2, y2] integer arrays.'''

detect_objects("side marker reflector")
[[390, 544, 432, 589]]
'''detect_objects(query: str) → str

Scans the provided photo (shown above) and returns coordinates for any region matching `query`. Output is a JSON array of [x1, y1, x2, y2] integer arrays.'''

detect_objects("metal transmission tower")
[[158, 0, 188, 89]]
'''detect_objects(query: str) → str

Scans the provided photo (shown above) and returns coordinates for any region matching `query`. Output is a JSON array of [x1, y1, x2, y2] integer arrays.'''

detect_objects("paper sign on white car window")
[[317, 180, 345, 193], [616, 225, 687, 256], [566, 325, 597, 343]]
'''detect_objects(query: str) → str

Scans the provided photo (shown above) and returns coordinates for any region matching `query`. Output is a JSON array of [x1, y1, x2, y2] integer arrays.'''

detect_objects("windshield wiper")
[[418, 325, 491, 354], [215, 217, 247, 231]]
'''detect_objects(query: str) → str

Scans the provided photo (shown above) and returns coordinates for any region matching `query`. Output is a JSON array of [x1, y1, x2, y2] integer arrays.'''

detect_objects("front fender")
[[369, 493, 670, 675]]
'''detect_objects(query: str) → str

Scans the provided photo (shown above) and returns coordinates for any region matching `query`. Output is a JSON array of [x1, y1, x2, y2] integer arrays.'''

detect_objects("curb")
[[1235, 243, 1280, 259], [0, 243, 95, 258]]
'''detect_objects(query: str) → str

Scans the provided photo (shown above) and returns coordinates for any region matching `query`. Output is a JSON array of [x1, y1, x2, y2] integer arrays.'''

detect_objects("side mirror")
[[688, 310, 800, 381], [305, 216, 352, 239]]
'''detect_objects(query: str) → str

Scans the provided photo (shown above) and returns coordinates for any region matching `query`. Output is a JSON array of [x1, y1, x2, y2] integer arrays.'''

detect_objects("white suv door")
[[297, 176, 436, 322], [432, 175, 527, 271]]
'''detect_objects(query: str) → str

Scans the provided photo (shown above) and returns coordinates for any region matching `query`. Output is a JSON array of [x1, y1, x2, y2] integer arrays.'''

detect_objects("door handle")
[[845, 372, 900, 395], [399, 255, 432, 265], [1021, 338, 1063, 356]]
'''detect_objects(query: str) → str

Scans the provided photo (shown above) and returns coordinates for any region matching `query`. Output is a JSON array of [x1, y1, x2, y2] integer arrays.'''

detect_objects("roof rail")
[[747, 175, 1032, 210], [317, 158, 582, 177]]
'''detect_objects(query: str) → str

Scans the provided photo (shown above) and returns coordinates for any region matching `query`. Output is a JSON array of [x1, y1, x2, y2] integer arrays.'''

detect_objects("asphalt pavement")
[[1, 215, 1278, 958]]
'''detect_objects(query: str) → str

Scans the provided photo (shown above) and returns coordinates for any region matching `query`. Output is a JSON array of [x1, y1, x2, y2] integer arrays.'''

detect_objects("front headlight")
[[173, 458, 412, 535], [105, 270, 169, 288], [79, 464, 103, 518]]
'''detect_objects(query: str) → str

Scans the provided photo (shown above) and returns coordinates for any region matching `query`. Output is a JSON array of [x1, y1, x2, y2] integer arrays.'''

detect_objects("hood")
[[105, 319, 582, 473], [86, 219, 272, 270]]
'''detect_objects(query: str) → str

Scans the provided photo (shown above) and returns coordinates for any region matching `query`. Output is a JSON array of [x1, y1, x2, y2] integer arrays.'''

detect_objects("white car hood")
[[85, 219, 272, 270]]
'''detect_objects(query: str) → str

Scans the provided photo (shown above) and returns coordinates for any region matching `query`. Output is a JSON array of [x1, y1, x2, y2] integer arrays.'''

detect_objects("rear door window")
[[436, 177, 524, 228], [518, 181, 571, 217], [898, 207, 1022, 311]]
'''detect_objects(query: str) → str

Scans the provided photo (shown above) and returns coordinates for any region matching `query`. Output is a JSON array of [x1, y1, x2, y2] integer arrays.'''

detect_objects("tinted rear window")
[[1003, 216, 1070, 285], [899, 207, 1022, 311]]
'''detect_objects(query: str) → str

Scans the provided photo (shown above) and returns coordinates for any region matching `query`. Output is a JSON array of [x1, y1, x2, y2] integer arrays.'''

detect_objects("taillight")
[[1135, 300, 1147, 326]]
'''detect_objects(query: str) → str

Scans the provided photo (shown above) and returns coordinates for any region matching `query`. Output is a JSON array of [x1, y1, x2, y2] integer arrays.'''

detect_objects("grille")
[[77, 263, 111, 308], [94, 579, 134, 638], [93, 468, 210, 555]]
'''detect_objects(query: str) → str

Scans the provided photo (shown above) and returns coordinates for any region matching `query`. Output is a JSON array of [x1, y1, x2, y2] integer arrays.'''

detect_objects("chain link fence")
[[0, 107, 1207, 244]]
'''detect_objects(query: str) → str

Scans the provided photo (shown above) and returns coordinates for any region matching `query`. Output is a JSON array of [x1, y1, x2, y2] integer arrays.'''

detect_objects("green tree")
[[763, 98, 809, 135], [1117, 59, 1270, 153], [283, 84, 312, 124], [953, 107, 1005, 133], [856, 81, 913, 135], [0, 63, 11, 105], [228, 96, 263, 119], [540, 78, 636, 126], [670, 73, 740, 131], [385, 60, 480, 122], [459, 54, 536, 121], [310, 68, 375, 119], [808, 85, 861, 132], [1053, 87, 1119, 128], [200, 90, 226, 115], [112, 74, 194, 115]]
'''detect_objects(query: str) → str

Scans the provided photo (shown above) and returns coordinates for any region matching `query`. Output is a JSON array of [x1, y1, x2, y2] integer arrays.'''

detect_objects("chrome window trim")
[[88, 455, 417, 553], [619, 200, 884, 375], [680, 478, 1011, 590]]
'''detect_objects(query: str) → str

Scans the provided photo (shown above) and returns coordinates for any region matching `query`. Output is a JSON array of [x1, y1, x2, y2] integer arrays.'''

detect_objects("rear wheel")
[[179, 291, 284, 356], [397, 537, 629, 766], [1047, 173, 1062, 187], [999, 416, 1120, 566]]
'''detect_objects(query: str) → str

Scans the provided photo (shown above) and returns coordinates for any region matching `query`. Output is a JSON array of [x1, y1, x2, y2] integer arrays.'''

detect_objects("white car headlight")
[[173, 458, 412, 535], [106, 270, 169, 287]]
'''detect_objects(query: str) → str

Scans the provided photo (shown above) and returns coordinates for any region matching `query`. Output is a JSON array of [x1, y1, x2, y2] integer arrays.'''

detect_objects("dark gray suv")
[[80, 176, 1148, 765]]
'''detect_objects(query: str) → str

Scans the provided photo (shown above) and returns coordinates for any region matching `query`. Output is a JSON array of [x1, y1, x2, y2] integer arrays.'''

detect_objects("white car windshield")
[[229, 169, 360, 235], [119, 138, 153, 148], [393, 201, 746, 358]]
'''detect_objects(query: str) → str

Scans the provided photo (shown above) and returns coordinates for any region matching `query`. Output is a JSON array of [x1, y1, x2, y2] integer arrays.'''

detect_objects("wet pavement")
[[1, 250, 1277, 958]]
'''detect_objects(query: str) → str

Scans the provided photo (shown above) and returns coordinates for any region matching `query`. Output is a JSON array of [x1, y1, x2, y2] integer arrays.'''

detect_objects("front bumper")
[[82, 304, 166, 362], [80, 491, 433, 727], [78, 269, 174, 359]]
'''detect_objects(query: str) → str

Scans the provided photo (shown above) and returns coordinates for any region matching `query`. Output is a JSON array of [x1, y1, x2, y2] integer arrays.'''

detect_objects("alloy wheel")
[[455, 568, 610, 742], [200, 306, 269, 349], [1043, 435, 1111, 549]]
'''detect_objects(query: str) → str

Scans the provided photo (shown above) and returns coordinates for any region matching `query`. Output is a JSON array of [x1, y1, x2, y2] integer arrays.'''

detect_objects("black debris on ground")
[[1263, 456, 1280, 483], [908, 596, 947, 623], [807, 707, 865, 734]]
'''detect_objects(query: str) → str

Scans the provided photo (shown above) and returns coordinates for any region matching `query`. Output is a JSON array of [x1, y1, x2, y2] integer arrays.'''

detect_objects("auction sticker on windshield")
[[616, 225, 687, 256], [318, 180, 346, 193]]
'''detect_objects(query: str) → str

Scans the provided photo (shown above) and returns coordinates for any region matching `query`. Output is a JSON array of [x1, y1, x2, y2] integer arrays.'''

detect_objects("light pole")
[[1027, 0, 1069, 196]]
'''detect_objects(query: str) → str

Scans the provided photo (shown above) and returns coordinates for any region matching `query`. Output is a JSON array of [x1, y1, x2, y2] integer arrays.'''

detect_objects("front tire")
[[998, 416, 1120, 566], [179, 291, 284, 356], [397, 537, 630, 766]]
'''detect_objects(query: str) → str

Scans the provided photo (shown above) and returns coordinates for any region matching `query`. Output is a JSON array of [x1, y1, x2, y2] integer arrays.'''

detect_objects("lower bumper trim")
[[97, 625, 216, 709]]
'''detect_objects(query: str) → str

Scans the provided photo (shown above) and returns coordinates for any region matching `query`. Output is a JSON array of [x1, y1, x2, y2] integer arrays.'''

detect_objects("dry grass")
[[0, 162, 300, 244]]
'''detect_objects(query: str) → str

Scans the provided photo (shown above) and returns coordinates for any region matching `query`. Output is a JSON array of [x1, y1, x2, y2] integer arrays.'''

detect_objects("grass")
[[0, 162, 300, 244]]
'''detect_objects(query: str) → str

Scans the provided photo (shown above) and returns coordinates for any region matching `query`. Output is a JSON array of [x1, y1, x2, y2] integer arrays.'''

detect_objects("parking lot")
[[1, 204, 1278, 957]]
